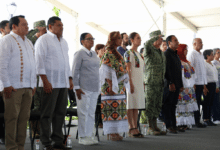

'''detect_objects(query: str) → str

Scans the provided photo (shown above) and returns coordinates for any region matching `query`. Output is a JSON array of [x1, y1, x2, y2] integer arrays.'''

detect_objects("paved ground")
[[0, 120, 220, 150]]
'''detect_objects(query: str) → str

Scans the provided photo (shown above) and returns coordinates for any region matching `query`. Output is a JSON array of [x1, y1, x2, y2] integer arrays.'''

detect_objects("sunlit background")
[[1, 0, 220, 68]]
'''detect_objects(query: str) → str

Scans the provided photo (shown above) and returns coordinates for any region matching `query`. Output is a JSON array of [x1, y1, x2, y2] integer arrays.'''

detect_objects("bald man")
[[187, 38, 208, 128]]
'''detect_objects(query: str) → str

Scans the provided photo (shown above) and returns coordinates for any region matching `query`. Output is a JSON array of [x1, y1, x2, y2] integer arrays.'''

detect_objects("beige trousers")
[[3, 88, 32, 150]]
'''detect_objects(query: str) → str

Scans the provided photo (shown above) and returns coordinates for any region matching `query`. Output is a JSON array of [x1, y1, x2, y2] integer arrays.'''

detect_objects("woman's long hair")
[[105, 31, 122, 61]]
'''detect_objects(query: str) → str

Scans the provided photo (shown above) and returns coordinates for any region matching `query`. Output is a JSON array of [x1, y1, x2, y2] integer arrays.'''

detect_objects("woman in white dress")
[[124, 32, 145, 137]]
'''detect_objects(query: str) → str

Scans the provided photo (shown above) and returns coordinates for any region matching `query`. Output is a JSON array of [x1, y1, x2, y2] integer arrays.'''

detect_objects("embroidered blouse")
[[0, 31, 36, 89], [124, 49, 144, 68]]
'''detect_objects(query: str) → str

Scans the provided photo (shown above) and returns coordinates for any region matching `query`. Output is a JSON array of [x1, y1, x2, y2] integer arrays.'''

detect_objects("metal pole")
[[141, 0, 160, 30]]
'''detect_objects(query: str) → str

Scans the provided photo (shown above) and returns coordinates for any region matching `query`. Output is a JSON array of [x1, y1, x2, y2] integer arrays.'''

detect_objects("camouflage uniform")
[[27, 20, 46, 137], [141, 30, 166, 123], [27, 20, 46, 45]]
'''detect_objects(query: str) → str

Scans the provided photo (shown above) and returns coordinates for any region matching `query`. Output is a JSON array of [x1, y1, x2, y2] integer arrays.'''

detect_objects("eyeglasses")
[[85, 38, 95, 41]]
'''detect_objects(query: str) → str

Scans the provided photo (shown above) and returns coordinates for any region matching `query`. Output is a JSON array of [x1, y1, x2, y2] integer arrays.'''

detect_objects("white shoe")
[[79, 137, 94, 145], [213, 120, 220, 124], [89, 136, 98, 144]]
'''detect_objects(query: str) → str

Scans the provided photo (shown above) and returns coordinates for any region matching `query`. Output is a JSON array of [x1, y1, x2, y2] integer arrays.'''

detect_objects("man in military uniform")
[[27, 20, 47, 45], [141, 30, 166, 135], [27, 20, 47, 138]]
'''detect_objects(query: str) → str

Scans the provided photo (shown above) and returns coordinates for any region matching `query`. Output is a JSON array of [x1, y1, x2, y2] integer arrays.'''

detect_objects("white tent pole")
[[141, 0, 160, 30], [152, 0, 198, 33], [143, 16, 161, 38], [75, 15, 79, 51], [160, 0, 166, 37]]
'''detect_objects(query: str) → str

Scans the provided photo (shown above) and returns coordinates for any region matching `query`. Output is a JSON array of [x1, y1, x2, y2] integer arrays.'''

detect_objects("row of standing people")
[[0, 15, 220, 150]]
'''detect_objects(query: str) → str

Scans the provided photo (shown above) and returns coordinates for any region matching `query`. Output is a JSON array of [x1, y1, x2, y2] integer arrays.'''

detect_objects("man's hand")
[[203, 85, 209, 96], [180, 87, 184, 93], [69, 78, 74, 90], [130, 81, 134, 94], [32, 88, 36, 96], [76, 89, 85, 100], [43, 80, 53, 94], [169, 83, 176, 92], [4, 86, 17, 99], [216, 88, 219, 93]]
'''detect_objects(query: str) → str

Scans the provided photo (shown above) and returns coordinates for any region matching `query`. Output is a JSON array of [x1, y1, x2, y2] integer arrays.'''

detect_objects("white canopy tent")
[[0, 0, 220, 66]]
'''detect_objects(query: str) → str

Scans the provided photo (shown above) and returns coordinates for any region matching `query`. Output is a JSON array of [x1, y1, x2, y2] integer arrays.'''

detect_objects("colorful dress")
[[99, 50, 129, 135], [124, 50, 145, 109], [176, 61, 198, 126]]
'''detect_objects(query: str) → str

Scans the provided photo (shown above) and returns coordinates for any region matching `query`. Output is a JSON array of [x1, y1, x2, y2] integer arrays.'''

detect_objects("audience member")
[[27, 20, 47, 139], [203, 49, 219, 126], [72, 33, 100, 145], [0, 20, 10, 145], [141, 30, 166, 135], [35, 16, 73, 150], [176, 44, 198, 130], [0, 15, 37, 150], [163, 35, 184, 133], [187, 38, 208, 128], [117, 33, 129, 56], [212, 48, 220, 124], [100, 31, 129, 141], [124, 32, 145, 138]]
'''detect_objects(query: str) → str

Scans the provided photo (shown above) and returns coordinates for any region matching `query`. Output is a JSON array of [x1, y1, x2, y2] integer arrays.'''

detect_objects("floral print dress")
[[99, 50, 129, 135], [176, 61, 198, 126]]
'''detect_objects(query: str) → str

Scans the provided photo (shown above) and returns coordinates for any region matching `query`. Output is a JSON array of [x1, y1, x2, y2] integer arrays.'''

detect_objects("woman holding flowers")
[[100, 31, 130, 141], [176, 44, 198, 130]]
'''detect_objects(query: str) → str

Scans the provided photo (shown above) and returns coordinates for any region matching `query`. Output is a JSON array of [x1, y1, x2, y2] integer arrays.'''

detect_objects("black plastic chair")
[[29, 111, 41, 150]]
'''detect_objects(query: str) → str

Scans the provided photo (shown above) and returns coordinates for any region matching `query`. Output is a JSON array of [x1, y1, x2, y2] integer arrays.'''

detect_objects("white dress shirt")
[[0, 31, 36, 89], [35, 31, 71, 88], [187, 49, 207, 85], [204, 61, 218, 86]]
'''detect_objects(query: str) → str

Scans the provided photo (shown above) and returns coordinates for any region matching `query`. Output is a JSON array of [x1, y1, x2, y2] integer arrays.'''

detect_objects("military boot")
[[153, 117, 167, 135], [147, 119, 160, 136]]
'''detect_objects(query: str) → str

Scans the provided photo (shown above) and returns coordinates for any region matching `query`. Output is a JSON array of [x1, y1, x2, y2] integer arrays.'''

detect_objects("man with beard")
[[117, 33, 129, 57], [0, 20, 11, 145], [162, 35, 184, 133]]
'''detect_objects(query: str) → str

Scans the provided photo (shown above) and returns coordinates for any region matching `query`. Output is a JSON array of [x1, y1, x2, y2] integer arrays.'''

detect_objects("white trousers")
[[76, 88, 99, 138]]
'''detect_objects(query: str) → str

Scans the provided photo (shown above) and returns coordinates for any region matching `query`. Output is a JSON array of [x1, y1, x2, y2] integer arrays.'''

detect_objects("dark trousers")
[[162, 87, 180, 128], [0, 95, 4, 139], [203, 83, 216, 120], [40, 88, 68, 146], [160, 85, 170, 122], [194, 85, 204, 124], [95, 94, 102, 125], [212, 92, 220, 121]]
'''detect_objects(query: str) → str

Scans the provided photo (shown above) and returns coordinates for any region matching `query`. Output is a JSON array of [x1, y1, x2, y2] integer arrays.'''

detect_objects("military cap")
[[33, 20, 46, 29], [149, 30, 164, 39]]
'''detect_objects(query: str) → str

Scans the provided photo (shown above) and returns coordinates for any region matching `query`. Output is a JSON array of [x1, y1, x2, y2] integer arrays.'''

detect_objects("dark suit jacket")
[[164, 48, 183, 88]]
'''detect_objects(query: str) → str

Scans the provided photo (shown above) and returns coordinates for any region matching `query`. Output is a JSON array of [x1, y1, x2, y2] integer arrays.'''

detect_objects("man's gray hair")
[[213, 48, 220, 55]]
